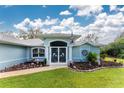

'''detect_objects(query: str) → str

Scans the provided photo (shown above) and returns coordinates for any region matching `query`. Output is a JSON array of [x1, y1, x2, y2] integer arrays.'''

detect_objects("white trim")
[[69, 46, 72, 61], [66, 47, 68, 63], [50, 47, 67, 65], [48, 39, 69, 46], [49, 40, 68, 65], [58, 48, 60, 63], [31, 47, 45, 59], [45, 46, 49, 65], [50, 47, 51, 64]]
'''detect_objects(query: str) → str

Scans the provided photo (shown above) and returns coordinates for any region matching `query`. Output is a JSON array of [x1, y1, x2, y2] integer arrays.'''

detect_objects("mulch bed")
[[0, 61, 48, 73], [68, 61, 124, 72], [68, 62, 101, 70], [69, 66, 105, 72]]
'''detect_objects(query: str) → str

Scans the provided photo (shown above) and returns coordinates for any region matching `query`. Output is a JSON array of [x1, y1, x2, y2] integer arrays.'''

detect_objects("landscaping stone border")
[[69, 66, 124, 72], [0, 61, 48, 73], [68, 67, 106, 72]]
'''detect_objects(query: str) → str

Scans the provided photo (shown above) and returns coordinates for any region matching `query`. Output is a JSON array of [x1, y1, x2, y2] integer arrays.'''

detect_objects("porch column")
[[69, 46, 72, 62], [45, 46, 49, 65]]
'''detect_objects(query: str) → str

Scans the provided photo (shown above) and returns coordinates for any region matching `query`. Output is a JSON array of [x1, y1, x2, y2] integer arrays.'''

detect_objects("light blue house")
[[0, 33, 101, 70]]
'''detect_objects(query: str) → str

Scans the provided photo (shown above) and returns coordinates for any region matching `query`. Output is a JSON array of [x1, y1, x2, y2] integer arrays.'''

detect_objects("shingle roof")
[[21, 39, 44, 46], [0, 34, 44, 46], [0, 33, 103, 47], [38, 33, 81, 40]]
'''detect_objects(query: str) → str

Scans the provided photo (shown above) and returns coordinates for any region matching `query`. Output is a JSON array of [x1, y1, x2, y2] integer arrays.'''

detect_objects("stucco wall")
[[44, 38, 71, 65], [72, 43, 100, 62], [0, 44, 31, 70]]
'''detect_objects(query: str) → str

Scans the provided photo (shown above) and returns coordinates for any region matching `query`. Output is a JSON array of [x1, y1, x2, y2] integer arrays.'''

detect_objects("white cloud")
[[58, 17, 83, 34], [22, 18, 30, 25], [70, 5, 103, 16], [14, 18, 31, 32], [59, 10, 72, 16], [14, 10, 124, 45], [110, 5, 118, 12], [29, 18, 43, 30], [119, 7, 124, 12], [60, 17, 74, 26], [44, 18, 58, 25], [97, 12, 107, 19], [14, 17, 58, 32], [47, 16, 50, 19], [110, 6, 124, 12], [14, 17, 81, 35], [51, 26, 64, 30], [14, 24, 28, 32], [80, 12, 124, 44], [60, 17, 79, 27], [42, 5, 46, 8]]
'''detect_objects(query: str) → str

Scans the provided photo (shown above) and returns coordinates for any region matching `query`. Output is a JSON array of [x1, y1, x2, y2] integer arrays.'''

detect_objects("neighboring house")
[[0, 33, 101, 70]]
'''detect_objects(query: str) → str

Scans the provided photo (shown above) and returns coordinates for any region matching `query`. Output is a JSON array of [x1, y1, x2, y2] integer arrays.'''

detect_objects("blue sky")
[[0, 5, 70, 31], [0, 5, 124, 44], [0, 5, 122, 32]]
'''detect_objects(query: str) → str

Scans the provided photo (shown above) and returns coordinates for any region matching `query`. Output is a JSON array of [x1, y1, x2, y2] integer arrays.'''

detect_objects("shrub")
[[87, 52, 98, 66], [118, 54, 124, 59], [100, 53, 107, 59]]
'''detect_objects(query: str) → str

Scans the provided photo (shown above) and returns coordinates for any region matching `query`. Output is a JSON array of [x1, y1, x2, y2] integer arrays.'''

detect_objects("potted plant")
[[42, 58, 47, 66]]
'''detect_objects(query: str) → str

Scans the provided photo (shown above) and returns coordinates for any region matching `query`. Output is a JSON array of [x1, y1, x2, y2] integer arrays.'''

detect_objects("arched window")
[[32, 47, 45, 58], [50, 41, 67, 46]]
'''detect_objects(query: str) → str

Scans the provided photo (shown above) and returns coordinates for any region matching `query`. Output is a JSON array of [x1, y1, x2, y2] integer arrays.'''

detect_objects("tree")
[[79, 33, 99, 44], [101, 33, 124, 58], [86, 33, 98, 43], [19, 27, 42, 40]]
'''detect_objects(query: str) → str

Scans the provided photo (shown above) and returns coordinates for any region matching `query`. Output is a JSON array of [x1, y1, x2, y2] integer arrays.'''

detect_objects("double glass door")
[[51, 47, 66, 63]]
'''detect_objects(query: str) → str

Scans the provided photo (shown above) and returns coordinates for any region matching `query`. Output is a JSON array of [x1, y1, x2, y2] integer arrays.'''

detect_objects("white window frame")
[[50, 46, 67, 64], [31, 47, 45, 58]]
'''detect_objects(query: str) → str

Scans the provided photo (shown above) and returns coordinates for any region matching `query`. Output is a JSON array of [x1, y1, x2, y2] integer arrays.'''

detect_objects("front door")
[[59, 48, 66, 63], [51, 48, 58, 63], [51, 47, 66, 63]]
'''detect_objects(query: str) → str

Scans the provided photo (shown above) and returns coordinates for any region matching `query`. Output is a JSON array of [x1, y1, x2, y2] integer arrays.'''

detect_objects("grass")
[[1, 68, 124, 88], [104, 57, 124, 63]]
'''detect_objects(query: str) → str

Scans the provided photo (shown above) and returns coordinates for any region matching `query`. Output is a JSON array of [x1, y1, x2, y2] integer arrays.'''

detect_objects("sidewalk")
[[0, 66, 67, 79]]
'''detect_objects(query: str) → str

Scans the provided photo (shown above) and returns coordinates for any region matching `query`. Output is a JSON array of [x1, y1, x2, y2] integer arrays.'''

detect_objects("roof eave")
[[37, 33, 81, 40], [72, 42, 102, 47], [0, 40, 30, 47]]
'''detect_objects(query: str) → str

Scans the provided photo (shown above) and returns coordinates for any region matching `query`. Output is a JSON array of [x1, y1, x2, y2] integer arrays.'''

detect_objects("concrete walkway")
[[0, 66, 67, 79]]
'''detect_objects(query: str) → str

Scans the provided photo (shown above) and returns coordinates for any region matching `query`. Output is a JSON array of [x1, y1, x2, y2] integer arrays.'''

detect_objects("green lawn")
[[0, 68, 124, 88], [104, 57, 124, 63]]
